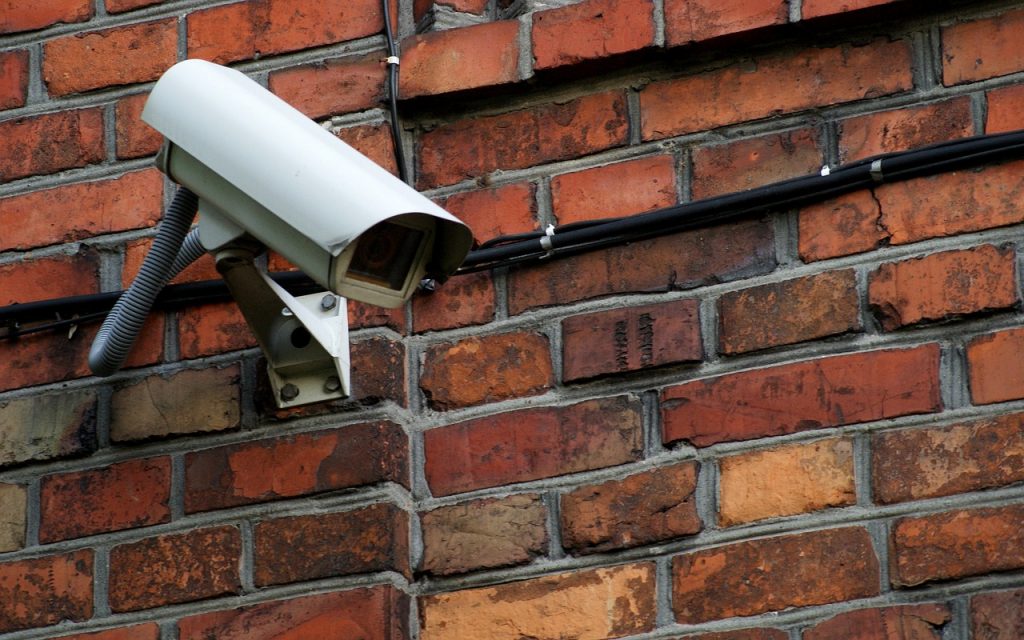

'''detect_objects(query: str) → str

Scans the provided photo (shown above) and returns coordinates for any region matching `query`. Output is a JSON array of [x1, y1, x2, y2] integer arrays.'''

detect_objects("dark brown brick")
[[413, 271, 496, 333], [804, 604, 951, 640], [972, 588, 1024, 640], [56, 623, 161, 640], [0, 551, 92, 633]]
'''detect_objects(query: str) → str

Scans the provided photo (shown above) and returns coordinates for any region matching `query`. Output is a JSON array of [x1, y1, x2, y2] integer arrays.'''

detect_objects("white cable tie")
[[870, 159, 883, 182], [385, 56, 400, 66], [820, 165, 831, 176], [539, 224, 556, 256]]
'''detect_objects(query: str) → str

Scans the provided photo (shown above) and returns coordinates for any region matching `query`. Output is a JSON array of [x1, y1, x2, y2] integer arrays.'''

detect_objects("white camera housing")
[[142, 60, 473, 406]]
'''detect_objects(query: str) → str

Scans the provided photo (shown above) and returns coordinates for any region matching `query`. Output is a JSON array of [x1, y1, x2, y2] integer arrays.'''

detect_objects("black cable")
[[381, 0, 410, 185]]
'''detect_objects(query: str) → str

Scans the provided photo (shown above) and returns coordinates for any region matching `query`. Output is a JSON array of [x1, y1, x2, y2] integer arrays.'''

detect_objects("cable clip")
[[385, 55, 400, 66], [539, 224, 556, 257], [870, 159, 884, 183], [820, 165, 831, 176]]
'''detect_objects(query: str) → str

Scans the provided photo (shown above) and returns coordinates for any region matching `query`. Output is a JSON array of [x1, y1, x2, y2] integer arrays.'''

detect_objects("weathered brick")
[[838, 98, 974, 162], [718, 269, 861, 354], [671, 632, 787, 640], [179, 587, 409, 639], [0, 250, 100, 305], [0, 484, 26, 552], [186, 1, 258, 64], [110, 365, 241, 442], [0, 109, 104, 182], [532, 0, 655, 70], [873, 413, 1024, 504], [177, 302, 257, 359], [665, 0, 787, 45], [986, 84, 1024, 134], [551, 155, 676, 225], [0, 51, 28, 109], [804, 604, 951, 640], [641, 40, 912, 140], [0, 551, 92, 633], [719, 438, 855, 526], [418, 91, 628, 188], [691, 129, 823, 200], [942, 9, 1024, 86], [401, 21, 519, 97], [269, 54, 384, 120], [509, 218, 776, 314], [415, 0, 488, 21], [43, 20, 178, 96], [347, 297, 406, 333], [412, 271, 495, 333], [891, 504, 1024, 587], [868, 245, 1018, 331], [663, 345, 941, 447], [420, 332, 552, 410], [351, 335, 407, 406], [0, 389, 96, 467], [115, 93, 163, 159], [254, 504, 408, 586], [424, 396, 643, 496], [441, 182, 538, 243], [40, 457, 171, 543], [55, 623, 161, 640], [109, 526, 241, 612], [336, 123, 399, 175], [421, 494, 547, 575], [798, 190, 887, 261], [562, 461, 700, 554], [562, 298, 702, 382], [420, 564, 655, 639], [673, 527, 879, 623], [123, 236, 220, 286], [972, 588, 1024, 640], [185, 421, 408, 512], [106, 0, 163, 12], [968, 328, 1024, 405], [0, 170, 163, 251], [0, 0, 91, 34]]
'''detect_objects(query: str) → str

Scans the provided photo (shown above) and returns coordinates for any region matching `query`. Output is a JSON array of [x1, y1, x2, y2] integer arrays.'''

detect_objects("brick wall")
[[2, 0, 1024, 638]]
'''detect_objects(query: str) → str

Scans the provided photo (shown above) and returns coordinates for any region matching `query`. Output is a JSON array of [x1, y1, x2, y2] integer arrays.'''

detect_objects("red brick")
[[0, 51, 28, 109], [420, 332, 552, 410], [972, 588, 1024, 640], [872, 413, 1024, 504], [0, 390, 96, 467], [986, 84, 1024, 134], [0, 0, 92, 34], [254, 503, 409, 586], [347, 298, 406, 333], [401, 21, 519, 98], [891, 504, 1024, 587], [532, 0, 655, 70], [336, 123, 399, 175], [719, 438, 856, 526], [109, 526, 241, 612], [663, 345, 942, 447], [415, 0, 488, 21], [0, 551, 92, 633], [804, 604, 951, 640], [802, 0, 900, 18], [673, 631, 787, 640], [665, 0, 787, 45], [942, 9, 1024, 86], [420, 564, 655, 639], [0, 109, 104, 182], [56, 623, 161, 640], [673, 527, 879, 623], [43, 20, 178, 96], [40, 457, 171, 543], [115, 93, 162, 159], [692, 129, 823, 200], [418, 91, 628, 188], [838, 98, 974, 163], [798, 189, 888, 261], [868, 245, 1018, 331], [110, 365, 239, 442], [185, 421, 408, 512], [562, 461, 701, 554], [0, 170, 163, 251], [177, 302, 257, 359], [0, 484, 25, 552], [562, 298, 702, 382], [0, 250, 100, 305], [106, 0, 163, 12], [441, 182, 538, 243], [412, 271, 495, 332], [187, 0, 382, 65], [718, 269, 861, 354], [269, 55, 384, 120], [179, 587, 409, 640], [421, 494, 547, 575], [641, 39, 912, 140], [424, 396, 642, 496], [123, 236, 219, 286], [351, 335, 407, 406], [509, 218, 776, 314], [551, 155, 676, 225], [968, 328, 1024, 405]]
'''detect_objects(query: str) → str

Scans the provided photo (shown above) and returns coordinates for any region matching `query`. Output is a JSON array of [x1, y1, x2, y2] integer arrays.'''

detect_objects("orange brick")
[[692, 129, 823, 200], [177, 302, 257, 359], [401, 21, 519, 98], [804, 604, 950, 640], [551, 155, 676, 225], [0, 551, 92, 633], [43, 20, 178, 96], [532, 0, 655, 70], [0, 0, 91, 34], [838, 98, 974, 162], [942, 8, 1024, 86], [0, 51, 28, 109], [986, 84, 1024, 133], [123, 236, 219, 287], [115, 93, 163, 159], [441, 182, 538, 243], [967, 327, 1024, 405], [415, 0, 488, 21], [55, 623, 161, 640], [269, 55, 385, 120], [335, 123, 399, 175], [641, 39, 912, 140], [0, 251, 99, 305], [0, 109, 104, 182], [798, 189, 888, 262], [802, 0, 899, 18], [106, 0, 163, 12], [412, 271, 495, 332], [867, 245, 1018, 331], [665, 0, 787, 46]]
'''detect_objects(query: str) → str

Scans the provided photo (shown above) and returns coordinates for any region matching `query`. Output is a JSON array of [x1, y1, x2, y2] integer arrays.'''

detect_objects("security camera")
[[89, 59, 472, 407]]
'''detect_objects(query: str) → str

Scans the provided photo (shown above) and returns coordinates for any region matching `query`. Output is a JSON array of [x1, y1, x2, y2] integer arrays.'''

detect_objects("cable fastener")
[[385, 55, 400, 66], [870, 159, 884, 182]]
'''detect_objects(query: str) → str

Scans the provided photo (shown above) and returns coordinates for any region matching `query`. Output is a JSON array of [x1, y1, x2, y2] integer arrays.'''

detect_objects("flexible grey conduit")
[[171, 228, 206, 276], [88, 187, 199, 376]]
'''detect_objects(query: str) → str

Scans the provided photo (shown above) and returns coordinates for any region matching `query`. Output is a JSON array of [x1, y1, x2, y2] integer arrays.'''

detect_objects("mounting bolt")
[[320, 294, 337, 311], [419, 278, 438, 292], [281, 307, 293, 317], [324, 376, 342, 393], [280, 383, 300, 401]]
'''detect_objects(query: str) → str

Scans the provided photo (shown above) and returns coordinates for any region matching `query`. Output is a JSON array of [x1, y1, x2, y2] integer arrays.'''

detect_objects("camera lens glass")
[[347, 221, 425, 291]]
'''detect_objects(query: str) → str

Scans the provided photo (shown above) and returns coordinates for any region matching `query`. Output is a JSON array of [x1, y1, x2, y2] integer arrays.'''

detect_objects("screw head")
[[321, 294, 337, 311], [324, 376, 342, 393], [279, 383, 300, 401]]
